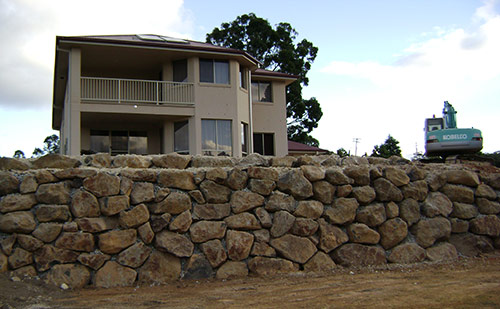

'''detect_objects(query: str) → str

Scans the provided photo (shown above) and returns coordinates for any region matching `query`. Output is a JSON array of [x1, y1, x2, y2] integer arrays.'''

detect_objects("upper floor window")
[[200, 59, 229, 84], [252, 81, 272, 102], [239, 66, 248, 90], [173, 59, 188, 82]]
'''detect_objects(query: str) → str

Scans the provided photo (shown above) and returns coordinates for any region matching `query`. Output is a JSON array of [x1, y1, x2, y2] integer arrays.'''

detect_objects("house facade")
[[52, 35, 296, 157]]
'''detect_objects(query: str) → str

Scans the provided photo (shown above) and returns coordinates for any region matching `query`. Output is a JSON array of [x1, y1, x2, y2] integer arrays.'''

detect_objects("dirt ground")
[[1, 252, 500, 309]]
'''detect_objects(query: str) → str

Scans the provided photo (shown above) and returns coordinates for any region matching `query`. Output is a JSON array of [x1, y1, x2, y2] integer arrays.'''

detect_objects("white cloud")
[[317, 0, 500, 157]]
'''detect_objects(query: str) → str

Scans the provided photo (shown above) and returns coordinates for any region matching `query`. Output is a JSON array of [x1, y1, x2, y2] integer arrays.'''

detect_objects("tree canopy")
[[206, 13, 322, 146], [371, 135, 402, 158], [31, 134, 60, 158]]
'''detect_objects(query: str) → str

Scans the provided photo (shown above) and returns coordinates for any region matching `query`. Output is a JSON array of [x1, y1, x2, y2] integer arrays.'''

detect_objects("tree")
[[13, 150, 25, 158], [206, 13, 322, 146], [371, 135, 402, 158], [31, 134, 60, 158], [336, 148, 350, 158]]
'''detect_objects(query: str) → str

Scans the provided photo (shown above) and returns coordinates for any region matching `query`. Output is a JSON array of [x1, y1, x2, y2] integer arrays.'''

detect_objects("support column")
[[68, 48, 81, 156], [162, 121, 174, 154]]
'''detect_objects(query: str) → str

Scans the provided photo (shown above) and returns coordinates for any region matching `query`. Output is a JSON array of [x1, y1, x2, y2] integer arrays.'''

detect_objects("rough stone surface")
[[169, 210, 192, 233], [150, 192, 191, 215], [32, 154, 81, 169], [388, 243, 426, 264], [0, 158, 30, 171], [226, 230, 254, 261], [300, 165, 325, 182], [469, 215, 500, 237], [46, 264, 90, 289], [290, 218, 319, 237], [450, 218, 469, 233], [294, 200, 323, 219], [224, 212, 261, 230], [248, 179, 276, 196], [352, 186, 376, 205], [270, 210, 295, 238], [343, 166, 370, 186], [422, 192, 453, 217], [35, 205, 71, 222], [347, 223, 380, 244], [20, 175, 38, 194], [216, 261, 248, 279], [318, 219, 349, 253], [399, 198, 420, 226], [324, 198, 358, 225], [412, 217, 451, 248], [325, 168, 352, 185], [230, 191, 265, 213], [254, 207, 272, 228], [189, 221, 227, 243], [113, 155, 151, 168], [331, 243, 386, 267], [158, 170, 196, 190], [71, 189, 100, 218], [200, 180, 231, 203], [200, 239, 227, 268], [440, 184, 474, 203], [98, 229, 137, 254], [475, 184, 497, 200], [36, 182, 71, 204], [193, 203, 231, 220], [225, 169, 248, 190], [270, 234, 317, 264], [374, 178, 403, 202], [117, 242, 152, 268], [356, 203, 386, 227], [277, 169, 313, 200], [155, 230, 194, 257], [55, 232, 94, 252], [83, 173, 120, 197], [17, 234, 44, 252], [151, 153, 191, 169], [94, 261, 137, 288], [476, 198, 500, 215], [1, 234, 16, 255], [265, 191, 295, 212], [119, 203, 150, 228], [34, 244, 79, 271], [137, 222, 155, 244], [138, 251, 180, 284], [378, 218, 408, 249], [312, 180, 335, 204], [426, 242, 458, 261], [8, 248, 33, 269], [401, 180, 428, 201], [451, 202, 478, 219], [0, 211, 36, 233], [426, 172, 447, 191], [251, 242, 276, 257], [0, 171, 19, 196], [0, 193, 37, 213], [304, 251, 335, 272], [449, 233, 494, 257], [385, 202, 399, 218], [247, 167, 279, 181], [130, 182, 155, 204], [183, 254, 214, 280], [248, 257, 299, 276], [77, 253, 111, 270], [446, 170, 480, 187], [32, 223, 62, 243], [76, 217, 118, 233], [99, 195, 129, 216]]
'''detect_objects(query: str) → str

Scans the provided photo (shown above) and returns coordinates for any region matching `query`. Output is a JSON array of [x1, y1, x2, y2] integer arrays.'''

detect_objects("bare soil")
[[2, 252, 500, 309]]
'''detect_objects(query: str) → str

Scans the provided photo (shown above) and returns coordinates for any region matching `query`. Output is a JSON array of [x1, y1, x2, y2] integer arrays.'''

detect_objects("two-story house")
[[52, 34, 296, 157]]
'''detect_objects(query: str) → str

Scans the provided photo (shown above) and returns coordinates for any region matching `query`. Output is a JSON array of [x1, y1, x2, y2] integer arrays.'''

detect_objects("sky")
[[0, 0, 499, 158]]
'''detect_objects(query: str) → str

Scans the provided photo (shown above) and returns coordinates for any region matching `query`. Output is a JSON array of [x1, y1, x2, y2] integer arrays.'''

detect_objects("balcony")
[[81, 77, 195, 105]]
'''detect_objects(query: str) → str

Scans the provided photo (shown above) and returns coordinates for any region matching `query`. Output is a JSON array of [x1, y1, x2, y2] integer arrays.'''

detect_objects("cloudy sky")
[[0, 0, 499, 158]]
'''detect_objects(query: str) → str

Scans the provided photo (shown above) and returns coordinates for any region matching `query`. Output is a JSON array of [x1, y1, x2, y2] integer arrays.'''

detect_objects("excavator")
[[424, 101, 483, 157]]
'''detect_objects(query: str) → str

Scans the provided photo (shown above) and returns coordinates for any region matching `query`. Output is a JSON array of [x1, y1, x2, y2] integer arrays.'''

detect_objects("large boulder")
[[76, 217, 119, 234], [183, 254, 214, 280], [226, 230, 254, 261], [35, 205, 71, 222], [224, 213, 261, 230], [445, 170, 480, 187], [117, 242, 152, 268], [440, 184, 474, 203], [449, 233, 494, 257], [384, 167, 410, 187], [378, 218, 408, 249], [469, 215, 500, 237], [46, 264, 90, 289], [200, 239, 227, 268], [55, 232, 95, 252], [36, 182, 71, 204], [35, 245, 79, 271], [304, 251, 336, 273], [0, 171, 19, 196], [0, 193, 37, 213], [331, 243, 386, 267], [151, 153, 191, 169], [0, 211, 36, 233], [425, 242, 458, 261], [189, 220, 227, 243], [230, 191, 265, 213], [119, 204, 150, 228], [71, 189, 100, 218], [373, 178, 403, 202], [401, 180, 428, 201], [155, 230, 194, 257], [388, 243, 426, 264], [346, 223, 380, 244], [216, 261, 248, 279], [265, 191, 296, 213], [318, 219, 349, 253], [422, 192, 453, 217], [32, 154, 80, 169], [399, 198, 420, 226], [199, 180, 231, 203], [412, 217, 451, 248], [138, 251, 181, 284], [312, 180, 335, 204], [83, 173, 120, 197], [355, 203, 386, 227], [293, 200, 323, 219], [248, 257, 299, 276], [157, 170, 196, 190], [270, 234, 317, 264], [98, 229, 137, 254], [270, 210, 295, 238], [277, 169, 313, 200], [193, 203, 231, 220], [324, 198, 358, 225], [476, 198, 500, 215], [94, 261, 137, 288]]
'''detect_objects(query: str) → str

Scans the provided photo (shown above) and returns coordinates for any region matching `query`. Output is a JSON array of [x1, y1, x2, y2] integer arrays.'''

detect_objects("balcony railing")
[[81, 77, 194, 105]]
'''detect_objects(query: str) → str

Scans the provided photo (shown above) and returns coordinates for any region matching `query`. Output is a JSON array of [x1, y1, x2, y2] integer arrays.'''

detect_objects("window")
[[90, 130, 147, 155], [239, 66, 248, 89], [173, 59, 188, 82], [241, 123, 248, 155], [253, 133, 274, 155], [174, 120, 189, 154], [199, 59, 229, 84], [202, 119, 232, 156], [252, 81, 272, 102]]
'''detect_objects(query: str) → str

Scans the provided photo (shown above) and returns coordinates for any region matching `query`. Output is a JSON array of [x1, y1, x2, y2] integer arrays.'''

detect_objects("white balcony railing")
[[81, 77, 194, 105]]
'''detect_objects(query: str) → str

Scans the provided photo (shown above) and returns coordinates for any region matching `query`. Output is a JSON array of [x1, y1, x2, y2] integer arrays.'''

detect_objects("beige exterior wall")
[[57, 39, 291, 157]]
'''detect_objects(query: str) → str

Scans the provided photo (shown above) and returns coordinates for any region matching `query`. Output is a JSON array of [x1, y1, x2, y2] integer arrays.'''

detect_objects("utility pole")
[[353, 138, 361, 156]]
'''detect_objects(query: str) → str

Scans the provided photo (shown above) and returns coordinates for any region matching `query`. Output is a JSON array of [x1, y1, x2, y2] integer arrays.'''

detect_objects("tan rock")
[[226, 230, 254, 261], [347, 223, 380, 244], [71, 189, 100, 218], [0, 253, 7, 273], [117, 242, 152, 268], [426, 243, 458, 261], [85, 153, 111, 168], [77, 252, 111, 270], [290, 218, 319, 237], [53, 168, 97, 180], [356, 203, 387, 227], [138, 251, 181, 284], [35, 205, 71, 222], [250, 242, 276, 257], [336, 184, 353, 197], [399, 198, 420, 226], [343, 166, 370, 186], [188, 190, 205, 204], [253, 229, 270, 243], [32, 154, 80, 169], [193, 203, 231, 220], [294, 200, 323, 219], [265, 191, 295, 213], [149, 191, 191, 215], [200, 239, 227, 268], [137, 222, 155, 244], [76, 217, 119, 233], [248, 257, 299, 276], [169, 210, 192, 233], [248, 179, 276, 196], [412, 217, 451, 248], [158, 170, 196, 190], [230, 191, 265, 214], [270, 210, 295, 238], [119, 169, 157, 182], [189, 220, 227, 243], [331, 243, 386, 267], [304, 251, 336, 272], [130, 182, 155, 204], [225, 168, 248, 190], [0, 157, 30, 171], [0, 211, 36, 233], [449, 233, 493, 257], [120, 177, 133, 195], [47, 264, 90, 289], [55, 232, 94, 252], [32, 223, 62, 243], [99, 196, 128, 216], [34, 244, 79, 271], [150, 213, 172, 232], [300, 165, 325, 182], [318, 219, 349, 253], [441, 184, 474, 203], [470, 215, 500, 237], [422, 192, 453, 218], [324, 198, 358, 225], [8, 247, 32, 269], [401, 180, 428, 201], [99, 229, 137, 254], [384, 167, 410, 187], [119, 203, 150, 228], [0, 234, 16, 255], [20, 175, 38, 194], [385, 201, 399, 218], [388, 243, 426, 263], [475, 184, 497, 200], [445, 170, 480, 187], [312, 180, 335, 204], [151, 153, 191, 169], [247, 167, 279, 181], [378, 218, 408, 249], [254, 207, 272, 228], [374, 178, 403, 202], [0, 193, 37, 213], [206, 167, 227, 184], [270, 234, 317, 264], [277, 169, 313, 200], [83, 172, 120, 197], [35, 182, 71, 204], [113, 155, 151, 168], [271, 156, 296, 167], [34, 170, 58, 184], [155, 230, 194, 257], [477, 198, 500, 215], [94, 261, 137, 288], [450, 218, 469, 233], [216, 261, 248, 279], [17, 234, 43, 252], [200, 180, 231, 203], [224, 213, 261, 230], [451, 202, 478, 219], [183, 254, 214, 280]]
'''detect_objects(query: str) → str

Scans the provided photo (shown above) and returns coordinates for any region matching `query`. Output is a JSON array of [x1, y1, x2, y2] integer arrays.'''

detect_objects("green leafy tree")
[[336, 148, 350, 157], [31, 134, 60, 158], [371, 135, 402, 158], [13, 150, 25, 158], [206, 13, 322, 146]]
